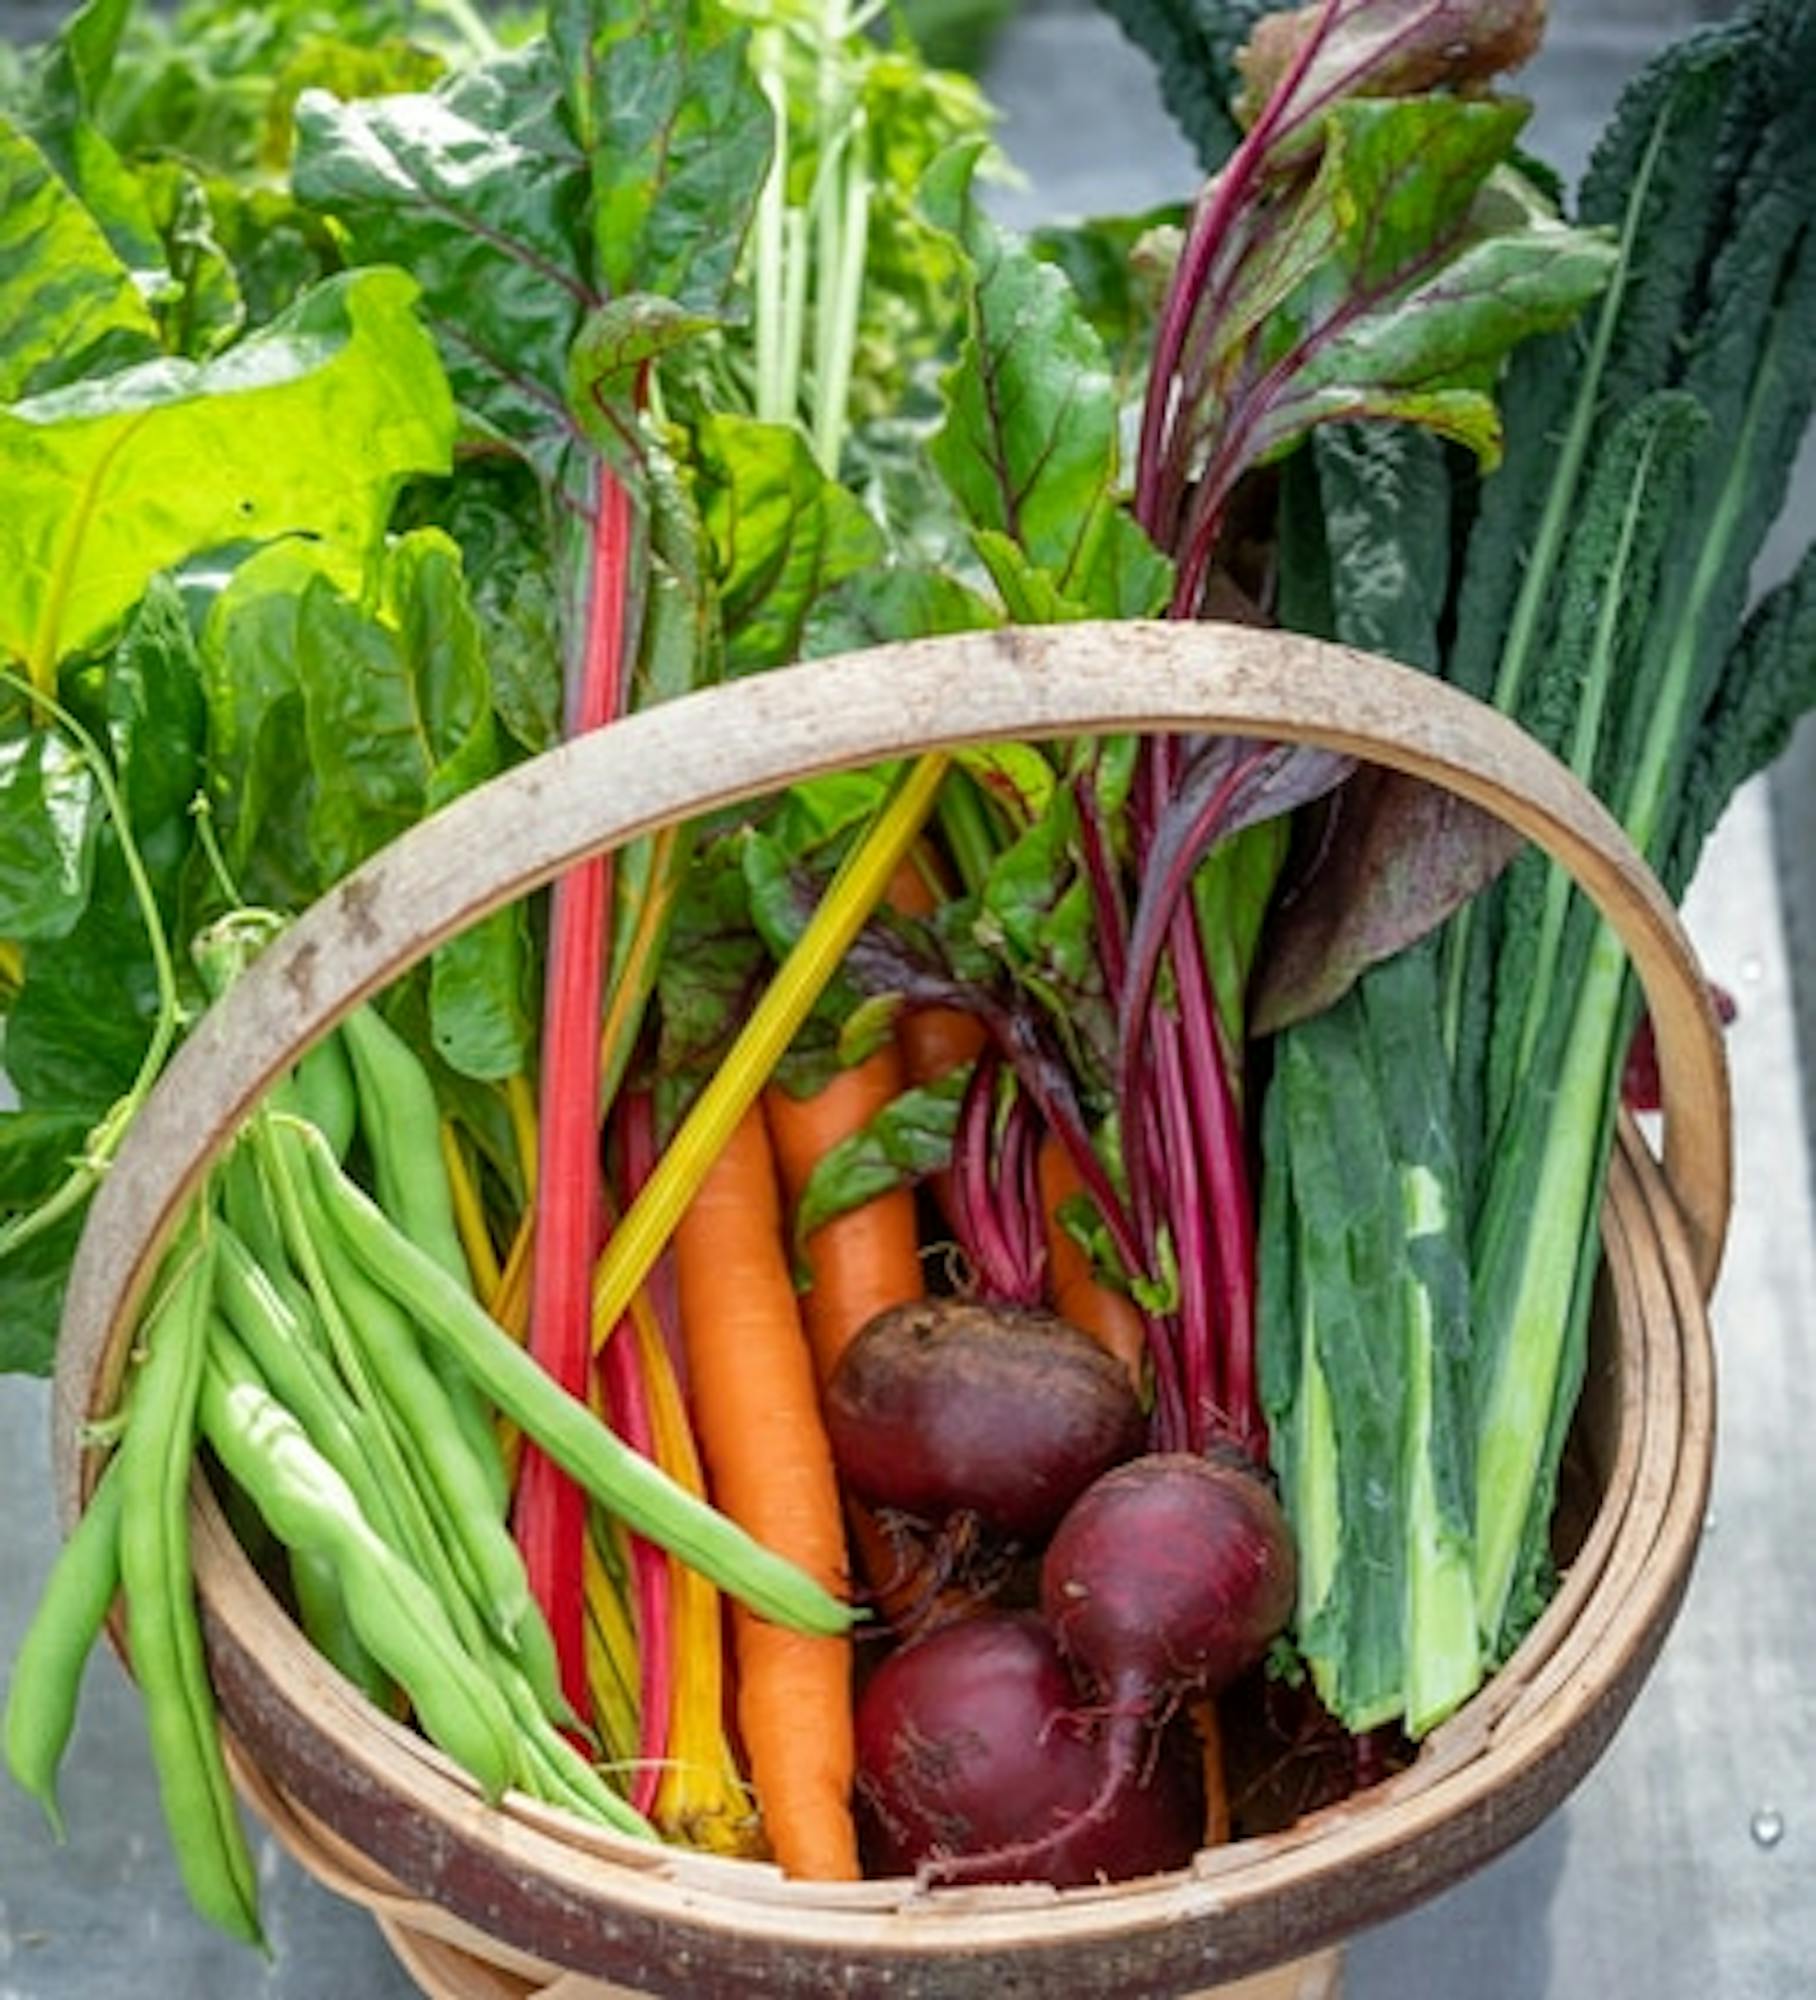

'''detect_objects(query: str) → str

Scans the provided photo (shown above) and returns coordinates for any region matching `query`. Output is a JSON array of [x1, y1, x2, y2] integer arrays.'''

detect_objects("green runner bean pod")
[[117, 1233, 264, 1947], [296, 1122, 854, 1640], [304, 1200, 531, 1641], [3, 1456, 125, 1838], [199, 1330, 519, 1801], [340, 1005, 510, 1511]]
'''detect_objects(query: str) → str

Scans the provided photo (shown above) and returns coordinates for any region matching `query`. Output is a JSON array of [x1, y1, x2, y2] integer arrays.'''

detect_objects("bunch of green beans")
[[4, 1003, 853, 1945]]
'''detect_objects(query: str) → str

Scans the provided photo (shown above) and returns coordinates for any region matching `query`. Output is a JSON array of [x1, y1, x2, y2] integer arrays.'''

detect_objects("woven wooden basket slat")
[[50, 627, 1725, 2000]]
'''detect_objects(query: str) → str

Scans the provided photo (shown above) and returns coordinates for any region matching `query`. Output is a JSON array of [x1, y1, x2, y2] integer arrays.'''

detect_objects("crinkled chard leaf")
[[292, 48, 589, 470], [551, 0, 771, 316]]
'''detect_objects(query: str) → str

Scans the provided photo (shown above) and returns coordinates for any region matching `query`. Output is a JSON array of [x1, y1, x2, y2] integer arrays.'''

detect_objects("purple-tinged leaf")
[[1118, 738, 1352, 1063], [1249, 765, 1521, 1034], [1234, 0, 1546, 149]]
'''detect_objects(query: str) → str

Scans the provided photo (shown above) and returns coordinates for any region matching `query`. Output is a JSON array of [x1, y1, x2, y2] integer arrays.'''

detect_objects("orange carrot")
[[673, 1105, 858, 1881], [1038, 1137, 1148, 1389], [763, 1049, 926, 1381]]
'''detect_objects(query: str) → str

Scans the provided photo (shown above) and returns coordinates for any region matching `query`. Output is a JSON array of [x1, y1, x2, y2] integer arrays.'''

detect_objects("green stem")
[[752, 25, 792, 426], [1472, 926, 1626, 1640], [812, 116, 870, 476], [0, 669, 182, 1259]]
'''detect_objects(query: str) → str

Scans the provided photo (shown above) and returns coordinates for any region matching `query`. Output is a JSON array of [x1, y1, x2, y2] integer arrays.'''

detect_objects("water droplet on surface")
[[1702, 1509, 1718, 1536], [1740, 956, 1765, 984], [1750, 1807, 1784, 1849]]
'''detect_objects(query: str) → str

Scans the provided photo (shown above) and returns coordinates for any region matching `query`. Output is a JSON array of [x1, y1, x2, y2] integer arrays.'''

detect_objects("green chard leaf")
[[0, 267, 455, 686], [552, 0, 771, 315], [804, 561, 999, 656], [0, 115, 160, 402], [921, 140, 1138, 602], [303, 531, 531, 1078], [292, 49, 590, 470], [135, 155, 244, 360], [402, 455, 565, 756], [694, 414, 886, 675]]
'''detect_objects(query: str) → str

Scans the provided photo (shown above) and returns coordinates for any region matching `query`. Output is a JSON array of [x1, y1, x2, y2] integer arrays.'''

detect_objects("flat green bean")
[[293, 1029, 357, 1160], [290, 1546, 392, 1710], [199, 1330, 518, 1801], [341, 1005, 510, 1511], [118, 1233, 264, 1947], [305, 1199, 530, 1640], [296, 1122, 854, 1640], [3, 1456, 124, 1838]]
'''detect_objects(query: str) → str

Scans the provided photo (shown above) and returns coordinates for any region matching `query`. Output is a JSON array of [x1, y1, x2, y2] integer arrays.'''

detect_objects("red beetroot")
[[853, 1612, 1203, 1887], [1043, 1451, 1297, 1700], [928, 1452, 1295, 1887], [826, 1299, 1145, 1544]]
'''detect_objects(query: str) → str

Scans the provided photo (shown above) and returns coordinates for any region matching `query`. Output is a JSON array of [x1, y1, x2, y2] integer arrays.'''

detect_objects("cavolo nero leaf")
[[1088, 0, 1267, 170], [0, 267, 455, 684], [1665, 540, 1816, 901]]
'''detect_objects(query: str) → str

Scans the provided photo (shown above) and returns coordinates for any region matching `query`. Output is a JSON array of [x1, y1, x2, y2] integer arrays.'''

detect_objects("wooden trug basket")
[[51, 626, 1727, 2000]]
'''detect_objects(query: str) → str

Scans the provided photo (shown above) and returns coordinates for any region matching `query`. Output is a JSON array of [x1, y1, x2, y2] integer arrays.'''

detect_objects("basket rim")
[[48, 628, 1727, 1994]]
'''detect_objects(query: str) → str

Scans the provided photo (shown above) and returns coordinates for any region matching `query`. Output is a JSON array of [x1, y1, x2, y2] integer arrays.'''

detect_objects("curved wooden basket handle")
[[53, 622, 1731, 1508]]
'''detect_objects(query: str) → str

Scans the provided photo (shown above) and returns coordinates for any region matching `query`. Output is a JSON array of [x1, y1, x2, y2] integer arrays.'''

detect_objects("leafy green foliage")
[[552, 0, 770, 315], [1666, 541, 1816, 899], [292, 49, 588, 470], [0, 721, 99, 943], [1259, 942, 1479, 1735], [0, 267, 454, 683], [791, 1066, 971, 1244], [921, 141, 1124, 591], [0, 115, 159, 402], [693, 415, 886, 674]]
